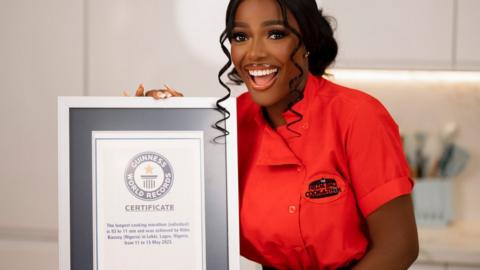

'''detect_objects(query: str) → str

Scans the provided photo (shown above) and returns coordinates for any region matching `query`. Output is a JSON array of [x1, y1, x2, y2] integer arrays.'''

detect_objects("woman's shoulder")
[[236, 91, 252, 105], [318, 78, 392, 119], [236, 91, 258, 117]]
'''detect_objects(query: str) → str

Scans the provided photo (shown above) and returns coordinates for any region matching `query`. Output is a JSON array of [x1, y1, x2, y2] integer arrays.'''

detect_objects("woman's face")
[[230, 0, 308, 112]]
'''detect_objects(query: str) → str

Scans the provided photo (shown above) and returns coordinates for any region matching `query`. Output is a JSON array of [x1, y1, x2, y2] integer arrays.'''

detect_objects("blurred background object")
[[1, 0, 480, 269]]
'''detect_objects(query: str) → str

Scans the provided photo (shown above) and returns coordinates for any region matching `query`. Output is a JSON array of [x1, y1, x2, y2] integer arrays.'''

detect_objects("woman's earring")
[[304, 51, 310, 59]]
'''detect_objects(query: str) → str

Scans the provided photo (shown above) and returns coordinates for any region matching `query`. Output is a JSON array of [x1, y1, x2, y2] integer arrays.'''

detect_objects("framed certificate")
[[58, 97, 239, 270]]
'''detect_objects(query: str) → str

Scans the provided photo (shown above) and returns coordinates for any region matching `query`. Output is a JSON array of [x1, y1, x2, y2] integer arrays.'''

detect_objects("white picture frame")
[[58, 97, 239, 270]]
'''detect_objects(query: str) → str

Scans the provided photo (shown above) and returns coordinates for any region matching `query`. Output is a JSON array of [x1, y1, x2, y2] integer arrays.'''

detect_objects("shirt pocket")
[[298, 173, 367, 268]]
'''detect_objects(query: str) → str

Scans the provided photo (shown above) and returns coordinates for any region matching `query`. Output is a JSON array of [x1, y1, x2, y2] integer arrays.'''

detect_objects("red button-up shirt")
[[237, 74, 413, 269]]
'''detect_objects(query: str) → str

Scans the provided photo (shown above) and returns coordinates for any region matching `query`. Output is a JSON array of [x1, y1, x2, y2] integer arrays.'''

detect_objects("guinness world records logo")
[[124, 151, 174, 201]]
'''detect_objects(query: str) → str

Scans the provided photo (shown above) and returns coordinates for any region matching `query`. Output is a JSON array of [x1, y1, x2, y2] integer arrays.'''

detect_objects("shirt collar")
[[281, 73, 321, 124], [256, 125, 302, 166], [253, 73, 323, 166], [253, 73, 321, 126]]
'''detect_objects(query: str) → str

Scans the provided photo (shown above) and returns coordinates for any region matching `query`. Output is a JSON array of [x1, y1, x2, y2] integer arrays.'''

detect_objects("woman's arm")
[[352, 194, 419, 270]]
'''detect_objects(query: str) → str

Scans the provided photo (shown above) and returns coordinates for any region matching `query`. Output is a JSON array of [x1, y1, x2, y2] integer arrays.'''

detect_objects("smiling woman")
[[229, 0, 307, 125], [215, 0, 420, 269], [219, 0, 337, 128], [133, 0, 419, 269]]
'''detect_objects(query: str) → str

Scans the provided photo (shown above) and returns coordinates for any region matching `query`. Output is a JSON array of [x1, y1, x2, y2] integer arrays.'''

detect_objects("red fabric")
[[236, 74, 413, 270]]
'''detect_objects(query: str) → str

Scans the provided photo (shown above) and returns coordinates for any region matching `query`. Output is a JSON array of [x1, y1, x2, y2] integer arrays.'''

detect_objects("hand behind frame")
[[122, 84, 184, 99]]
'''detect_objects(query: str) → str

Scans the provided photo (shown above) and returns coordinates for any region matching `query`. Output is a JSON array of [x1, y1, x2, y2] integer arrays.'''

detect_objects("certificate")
[[92, 131, 205, 270]]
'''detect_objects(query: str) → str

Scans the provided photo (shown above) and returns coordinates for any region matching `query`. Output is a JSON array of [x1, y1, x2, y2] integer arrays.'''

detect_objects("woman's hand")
[[123, 84, 184, 99]]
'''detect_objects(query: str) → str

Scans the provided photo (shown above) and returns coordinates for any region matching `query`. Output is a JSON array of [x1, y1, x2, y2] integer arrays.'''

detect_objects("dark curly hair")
[[215, 0, 338, 138]]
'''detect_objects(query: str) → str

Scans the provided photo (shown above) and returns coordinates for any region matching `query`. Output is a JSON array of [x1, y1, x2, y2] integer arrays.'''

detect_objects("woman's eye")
[[231, 32, 248, 42], [268, 30, 287, 40]]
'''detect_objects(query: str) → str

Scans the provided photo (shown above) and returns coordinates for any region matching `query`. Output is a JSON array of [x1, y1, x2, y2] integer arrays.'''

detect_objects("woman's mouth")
[[247, 68, 279, 91]]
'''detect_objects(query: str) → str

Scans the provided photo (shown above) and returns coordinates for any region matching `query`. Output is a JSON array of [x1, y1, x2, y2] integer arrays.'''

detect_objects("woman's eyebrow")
[[233, 20, 284, 28]]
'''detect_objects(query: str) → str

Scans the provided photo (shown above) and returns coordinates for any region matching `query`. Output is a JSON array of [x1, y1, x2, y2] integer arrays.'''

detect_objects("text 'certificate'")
[[92, 131, 205, 270]]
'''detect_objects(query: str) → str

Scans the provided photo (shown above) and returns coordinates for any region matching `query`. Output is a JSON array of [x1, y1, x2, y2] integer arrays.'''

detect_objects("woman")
[[136, 0, 419, 269]]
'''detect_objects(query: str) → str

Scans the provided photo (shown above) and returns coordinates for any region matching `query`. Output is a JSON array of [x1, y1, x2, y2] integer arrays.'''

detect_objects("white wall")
[[0, 0, 83, 269], [87, 0, 234, 97]]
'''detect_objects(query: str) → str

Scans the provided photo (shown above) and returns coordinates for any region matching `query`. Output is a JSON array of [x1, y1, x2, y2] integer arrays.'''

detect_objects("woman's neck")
[[263, 105, 287, 128], [262, 74, 309, 128]]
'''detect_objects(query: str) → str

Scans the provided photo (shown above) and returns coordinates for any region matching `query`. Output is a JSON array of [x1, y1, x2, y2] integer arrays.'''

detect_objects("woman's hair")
[[215, 0, 338, 138]]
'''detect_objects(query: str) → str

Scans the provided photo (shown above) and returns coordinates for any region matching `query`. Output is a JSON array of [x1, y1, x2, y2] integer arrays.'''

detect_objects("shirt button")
[[302, 123, 309, 129], [296, 166, 302, 172], [288, 205, 297, 214]]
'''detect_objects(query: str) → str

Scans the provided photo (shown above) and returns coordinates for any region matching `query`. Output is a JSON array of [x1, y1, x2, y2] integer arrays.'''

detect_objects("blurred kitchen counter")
[[417, 221, 480, 267]]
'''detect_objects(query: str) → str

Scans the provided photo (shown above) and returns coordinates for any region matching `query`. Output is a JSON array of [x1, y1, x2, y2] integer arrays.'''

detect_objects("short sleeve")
[[346, 99, 413, 217]]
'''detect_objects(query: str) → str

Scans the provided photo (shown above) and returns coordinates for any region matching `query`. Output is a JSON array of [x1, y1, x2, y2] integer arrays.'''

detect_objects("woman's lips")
[[247, 68, 279, 91]]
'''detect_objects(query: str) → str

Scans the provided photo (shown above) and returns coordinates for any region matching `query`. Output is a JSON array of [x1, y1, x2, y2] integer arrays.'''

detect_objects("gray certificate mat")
[[58, 97, 239, 270]]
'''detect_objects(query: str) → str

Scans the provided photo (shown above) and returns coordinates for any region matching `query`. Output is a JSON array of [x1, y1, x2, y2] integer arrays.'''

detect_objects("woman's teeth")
[[247, 68, 279, 90], [248, 68, 278, 77]]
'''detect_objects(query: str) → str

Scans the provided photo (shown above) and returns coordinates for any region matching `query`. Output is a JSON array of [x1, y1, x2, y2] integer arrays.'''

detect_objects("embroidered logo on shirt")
[[302, 174, 347, 204], [305, 178, 341, 199]]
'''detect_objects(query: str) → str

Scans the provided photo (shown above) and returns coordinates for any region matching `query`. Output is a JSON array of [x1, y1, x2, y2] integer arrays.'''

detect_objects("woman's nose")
[[246, 38, 267, 60]]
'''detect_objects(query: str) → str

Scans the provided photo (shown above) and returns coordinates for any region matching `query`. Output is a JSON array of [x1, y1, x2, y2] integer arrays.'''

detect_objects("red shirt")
[[236, 74, 413, 269]]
